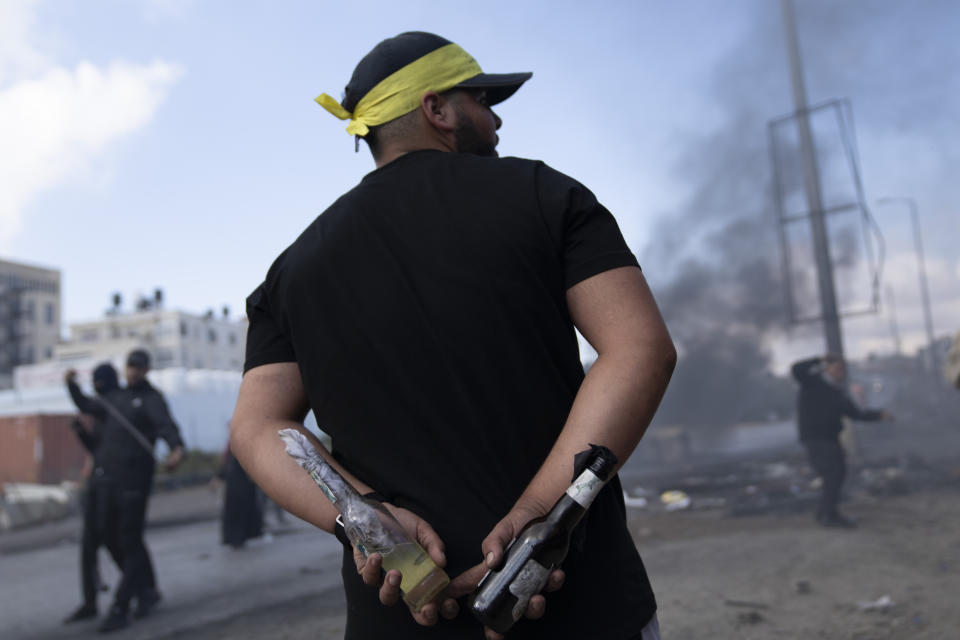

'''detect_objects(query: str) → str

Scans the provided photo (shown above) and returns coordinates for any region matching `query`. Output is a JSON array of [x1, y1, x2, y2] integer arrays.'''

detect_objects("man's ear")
[[420, 91, 457, 133]]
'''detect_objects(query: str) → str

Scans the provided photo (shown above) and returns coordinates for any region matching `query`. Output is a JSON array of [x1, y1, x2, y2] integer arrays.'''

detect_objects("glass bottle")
[[469, 444, 618, 633], [278, 428, 449, 611]]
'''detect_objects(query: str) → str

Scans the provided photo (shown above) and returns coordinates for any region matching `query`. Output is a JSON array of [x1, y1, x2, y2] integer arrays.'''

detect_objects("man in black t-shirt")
[[231, 32, 676, 640]]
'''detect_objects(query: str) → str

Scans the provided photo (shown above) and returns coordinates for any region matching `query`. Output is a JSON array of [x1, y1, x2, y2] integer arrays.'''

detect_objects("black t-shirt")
[[245, 150, 656, 638]]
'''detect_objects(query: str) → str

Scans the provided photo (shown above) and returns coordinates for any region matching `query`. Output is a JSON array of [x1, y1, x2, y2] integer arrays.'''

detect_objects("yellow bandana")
[[315, 43, 483, 137]]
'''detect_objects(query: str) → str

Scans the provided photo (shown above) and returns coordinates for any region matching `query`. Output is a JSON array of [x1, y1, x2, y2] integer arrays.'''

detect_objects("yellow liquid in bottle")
[[380, 542, 450, 611]]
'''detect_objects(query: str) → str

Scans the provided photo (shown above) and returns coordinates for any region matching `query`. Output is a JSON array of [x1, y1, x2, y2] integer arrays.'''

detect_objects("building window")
[[208, 328, 217, 344], [228, 333, 236, 345], [44, 347, 53, 359], [180, 321, 188, 336], [45, 302, 55, 325]]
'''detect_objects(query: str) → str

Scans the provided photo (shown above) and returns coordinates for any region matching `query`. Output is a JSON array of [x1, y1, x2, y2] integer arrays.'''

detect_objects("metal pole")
[[877, 196, 937, 372], [885, 284, 902, 355], [780, 0, 844, 359]]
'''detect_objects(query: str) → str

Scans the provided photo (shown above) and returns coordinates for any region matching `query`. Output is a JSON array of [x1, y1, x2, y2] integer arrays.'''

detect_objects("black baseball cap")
[[341, 31, 532, 113]]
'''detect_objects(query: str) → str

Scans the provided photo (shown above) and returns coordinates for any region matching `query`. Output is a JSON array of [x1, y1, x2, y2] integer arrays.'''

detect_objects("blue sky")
[[2, 0, 958, 372]]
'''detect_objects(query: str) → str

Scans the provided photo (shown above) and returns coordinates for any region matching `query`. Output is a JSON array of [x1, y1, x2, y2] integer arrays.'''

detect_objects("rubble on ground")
[[624, 451, 960, 518]]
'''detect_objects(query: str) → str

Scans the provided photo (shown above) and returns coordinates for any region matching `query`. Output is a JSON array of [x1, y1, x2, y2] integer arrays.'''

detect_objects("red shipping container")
[[0, 414, 88, 485]]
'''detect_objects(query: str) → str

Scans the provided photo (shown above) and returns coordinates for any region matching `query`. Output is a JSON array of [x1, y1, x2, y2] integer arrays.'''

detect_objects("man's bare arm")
[[230, 362, 372, 533], [484, 265, 676, 557], [230, 362, 451, 625]]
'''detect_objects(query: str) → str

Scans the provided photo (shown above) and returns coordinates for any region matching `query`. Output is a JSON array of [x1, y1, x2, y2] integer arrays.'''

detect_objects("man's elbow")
[[658, 337, 678, 384], [622, 332, 677, 384], [229, 413, 253, 453]]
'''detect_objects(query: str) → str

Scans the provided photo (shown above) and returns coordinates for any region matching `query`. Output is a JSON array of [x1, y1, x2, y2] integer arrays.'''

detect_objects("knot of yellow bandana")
[[315, 43, 483, 137]]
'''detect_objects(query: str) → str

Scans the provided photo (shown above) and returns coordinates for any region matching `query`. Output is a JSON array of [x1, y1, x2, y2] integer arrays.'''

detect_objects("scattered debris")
[[724, 599, 769, 609], [795, 579, 811, 594], [660, 490, 691, 511], [736, 610, 765, 625], [638, 451, 958, 518], [857, 595, 895, 612], [623, 493, 648, 508], [692, 496, 727, 510]]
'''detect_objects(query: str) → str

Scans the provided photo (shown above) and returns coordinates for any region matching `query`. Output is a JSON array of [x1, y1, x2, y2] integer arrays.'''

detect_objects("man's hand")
[[164, 446, 185, 471], [476, 503, 566, 640], [352, 503, 452, 626], [64, 369, 77, 384]]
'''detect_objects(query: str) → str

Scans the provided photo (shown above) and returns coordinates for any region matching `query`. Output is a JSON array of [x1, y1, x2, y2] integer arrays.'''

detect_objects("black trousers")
[[803, 440, 847, 519], [80, 484, 124, 606], [101, 485, 157, 610]]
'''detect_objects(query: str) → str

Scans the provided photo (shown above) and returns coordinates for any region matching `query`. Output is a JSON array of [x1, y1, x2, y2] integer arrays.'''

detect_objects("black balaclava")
[[92, 363, 119, 395]]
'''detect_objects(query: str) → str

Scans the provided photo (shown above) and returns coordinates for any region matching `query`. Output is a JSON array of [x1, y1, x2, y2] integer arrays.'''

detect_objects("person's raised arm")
[[64, 370, 105, 417], [791, 357, 823, 383]]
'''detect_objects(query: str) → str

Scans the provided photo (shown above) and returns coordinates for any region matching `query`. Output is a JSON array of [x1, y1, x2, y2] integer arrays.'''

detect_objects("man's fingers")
[[378, 569, 402, 606], [411, 602, 439, 626], [545, 568, 565, 592], [485, 627, 505, 640], [480, 519, 515, 570], [525, 594, 546, 620], [446, 562, 488, 599], [440, 597, 459, 620], [414, 518, 447, 568], [357, 551, 383, 587]]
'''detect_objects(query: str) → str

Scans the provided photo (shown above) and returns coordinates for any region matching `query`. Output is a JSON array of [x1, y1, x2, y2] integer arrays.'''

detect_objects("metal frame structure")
[[768, 97, 885, 327]]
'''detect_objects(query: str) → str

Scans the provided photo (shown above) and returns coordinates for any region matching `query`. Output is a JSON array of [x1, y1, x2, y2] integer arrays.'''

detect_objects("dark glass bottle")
[[469, 444, 618, 633]]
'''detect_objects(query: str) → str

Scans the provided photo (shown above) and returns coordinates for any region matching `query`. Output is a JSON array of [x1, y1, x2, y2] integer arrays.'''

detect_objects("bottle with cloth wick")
[[469, 443, 618, 633], [278, 428, 449, 611]]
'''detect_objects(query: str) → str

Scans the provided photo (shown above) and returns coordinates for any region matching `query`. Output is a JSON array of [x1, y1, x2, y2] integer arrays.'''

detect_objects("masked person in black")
[[66, 350, 186, 632], [792, 355, 893, 528], [63, 364, 126, 624]]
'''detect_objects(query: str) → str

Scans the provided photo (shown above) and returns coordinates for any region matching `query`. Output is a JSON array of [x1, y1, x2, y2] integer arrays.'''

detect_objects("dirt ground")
[[161, 481, 960, 639], [636, 485, 960, 639]]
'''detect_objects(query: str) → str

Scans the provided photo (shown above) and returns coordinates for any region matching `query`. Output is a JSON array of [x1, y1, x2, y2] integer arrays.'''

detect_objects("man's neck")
[[375, 138, 455, 169]]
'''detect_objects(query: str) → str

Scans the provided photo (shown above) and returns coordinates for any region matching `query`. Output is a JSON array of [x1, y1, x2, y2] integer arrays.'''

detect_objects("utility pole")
[[885, 285, 902, 355], [780, 0, 844, 359]]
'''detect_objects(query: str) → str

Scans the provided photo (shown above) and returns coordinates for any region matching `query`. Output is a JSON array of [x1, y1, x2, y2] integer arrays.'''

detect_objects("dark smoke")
[[638, 0, 957, 430], [641, 0, 954, 429]]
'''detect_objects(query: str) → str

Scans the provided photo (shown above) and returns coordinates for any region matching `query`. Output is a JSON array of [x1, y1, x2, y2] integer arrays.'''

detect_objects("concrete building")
[[56, 306, 247, 371], [11, 303, 247, 391], [0, 259, 61, 390]]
